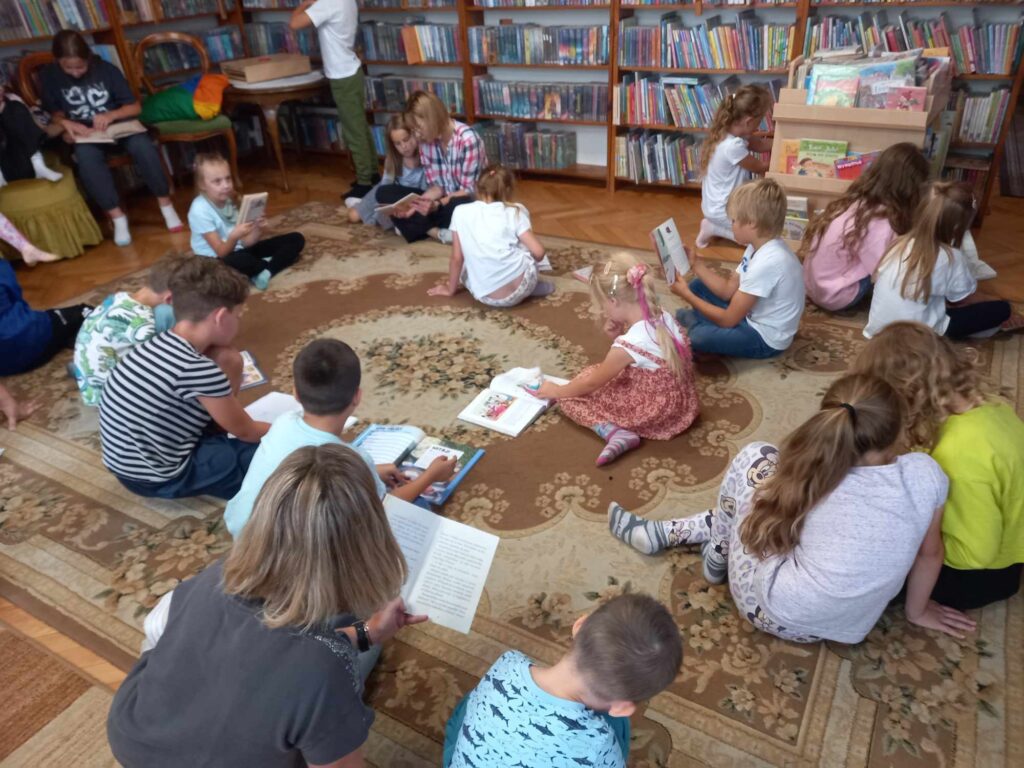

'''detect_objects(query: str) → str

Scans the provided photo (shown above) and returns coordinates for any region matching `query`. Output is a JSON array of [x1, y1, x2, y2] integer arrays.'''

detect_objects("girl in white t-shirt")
[[608, 373, 977, 644], [865, 181, 1014, 339], [428, 165, 552, 307], [696, 85, 773, 248], [531, 253, 699, 466]]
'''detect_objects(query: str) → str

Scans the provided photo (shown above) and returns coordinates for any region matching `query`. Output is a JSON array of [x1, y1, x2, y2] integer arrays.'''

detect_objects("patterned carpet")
[[1, 202, 1022, 767]]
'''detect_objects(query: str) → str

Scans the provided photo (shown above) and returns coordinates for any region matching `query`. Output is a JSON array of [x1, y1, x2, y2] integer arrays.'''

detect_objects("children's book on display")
[[458, 368, 568, 437]]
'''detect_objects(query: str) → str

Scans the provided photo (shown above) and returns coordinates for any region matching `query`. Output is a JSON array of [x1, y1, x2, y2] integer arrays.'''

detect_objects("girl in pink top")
[[801, 143, 929, 311]]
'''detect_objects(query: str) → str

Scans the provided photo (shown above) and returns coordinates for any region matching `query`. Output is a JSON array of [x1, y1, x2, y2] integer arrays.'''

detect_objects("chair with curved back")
[[133, 32, 240, 189]]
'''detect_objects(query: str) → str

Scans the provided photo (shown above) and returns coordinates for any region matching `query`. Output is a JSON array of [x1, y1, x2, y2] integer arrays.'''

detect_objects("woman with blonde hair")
[[608, 373, 976, 643], [854, 321, 1024, 610], [377, 90, 485, 244], [107, 444, 424, 767]]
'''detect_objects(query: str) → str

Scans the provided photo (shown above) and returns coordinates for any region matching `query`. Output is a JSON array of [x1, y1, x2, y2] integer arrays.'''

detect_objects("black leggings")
[[931, 563, 1022, 611], [0, 99, 47, 182], [945, 300, 1012, 339], [223, 232, 304, 278], [376, 185, 472, 243], [25, 303, 92, 373]]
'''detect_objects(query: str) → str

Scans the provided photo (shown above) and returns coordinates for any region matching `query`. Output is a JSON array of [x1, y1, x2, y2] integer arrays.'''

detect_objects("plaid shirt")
[[419, 120, 486, 195]]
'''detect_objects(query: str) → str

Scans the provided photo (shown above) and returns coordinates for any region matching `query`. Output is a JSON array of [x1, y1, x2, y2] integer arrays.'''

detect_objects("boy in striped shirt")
[[99, 258, 270, 499]]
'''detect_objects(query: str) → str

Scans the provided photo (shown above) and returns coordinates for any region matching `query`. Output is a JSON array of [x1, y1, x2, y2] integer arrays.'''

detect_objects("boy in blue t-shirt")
[[224, 338, 457, 538], [444, 593, 683, 768]]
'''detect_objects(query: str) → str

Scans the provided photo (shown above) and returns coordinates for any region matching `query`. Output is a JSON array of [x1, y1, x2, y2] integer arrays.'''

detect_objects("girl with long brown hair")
[[346, 113, 426, 229], [696, 84, 773, 248], [865, 180, 1013, 339], [608, 373, 975, 643], [801, 143, 929, 311]]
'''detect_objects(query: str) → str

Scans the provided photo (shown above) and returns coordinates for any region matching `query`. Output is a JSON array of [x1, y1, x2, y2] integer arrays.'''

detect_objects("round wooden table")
[[223, 76, 330, 193]]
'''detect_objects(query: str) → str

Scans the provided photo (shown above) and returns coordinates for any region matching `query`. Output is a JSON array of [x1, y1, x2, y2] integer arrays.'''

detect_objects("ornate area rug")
[[2, 202, 1022, 767]]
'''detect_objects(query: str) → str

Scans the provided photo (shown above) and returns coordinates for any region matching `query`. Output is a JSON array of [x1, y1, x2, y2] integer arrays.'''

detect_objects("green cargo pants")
[[329, 69, 378, 185]]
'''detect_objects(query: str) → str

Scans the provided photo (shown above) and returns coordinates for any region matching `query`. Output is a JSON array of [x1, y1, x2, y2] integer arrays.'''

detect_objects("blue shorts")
[[116, 434, 258, 500]]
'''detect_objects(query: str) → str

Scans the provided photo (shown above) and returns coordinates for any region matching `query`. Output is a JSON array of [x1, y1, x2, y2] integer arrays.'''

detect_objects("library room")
[[2, 0, 1024, 766]]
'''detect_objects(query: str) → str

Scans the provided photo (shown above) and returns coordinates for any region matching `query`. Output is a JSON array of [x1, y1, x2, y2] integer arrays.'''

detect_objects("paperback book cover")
[[238, 193, 268, 224], [650, 218, 691, 284], [240, 351, 268, 390], [781, 139, 801, 173], [796, 139, 849, 178], [885, 86, 927, 112], [807, 64, 861, 107]]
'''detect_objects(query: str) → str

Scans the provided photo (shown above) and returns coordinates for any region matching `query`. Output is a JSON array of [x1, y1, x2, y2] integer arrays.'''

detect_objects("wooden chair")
[[18, 51, 175, 195], [133, 32, 241, 189]]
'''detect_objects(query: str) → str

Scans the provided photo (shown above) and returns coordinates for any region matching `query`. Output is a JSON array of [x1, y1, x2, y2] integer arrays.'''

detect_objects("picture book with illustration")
[[796, 139, 849, 178], [885, 86, 927, 112], [353, 424, 484, 506], [238, 193, 269, 225], [240, 351, 268, 390], [458, 367, 569, 437], [650, 218, 691, 284], [807, 64, 860, 107]]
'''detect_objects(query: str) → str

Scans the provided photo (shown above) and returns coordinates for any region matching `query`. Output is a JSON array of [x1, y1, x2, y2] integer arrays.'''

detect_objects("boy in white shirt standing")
[[290, 0, 379, 198], [672, 178, 805, 359]]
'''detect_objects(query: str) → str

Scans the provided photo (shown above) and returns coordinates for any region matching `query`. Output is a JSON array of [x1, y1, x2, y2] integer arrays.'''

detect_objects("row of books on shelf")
[[473, 76, 608, 121], [139, 27, 242, 73], [468, 24, 609, 66], [615, 130, 702, 185], [240, 0, 301, 8], [280, 104, 344, 152], [2, 0, 109, 40], [804, 11, 1023, 76], [777, 138, 880, 180], [948, 86, 1011, 145], [366, 74, 465, 113], [359, 21, 461, 63], [120, 0, 234, 23], [359, 0, 457, 7], [615, 72, 779, 130], [476, 121, 578, 170], [247, 21, 319, 56], [802, 50, 946, 109], [618, 13, 794, 71]]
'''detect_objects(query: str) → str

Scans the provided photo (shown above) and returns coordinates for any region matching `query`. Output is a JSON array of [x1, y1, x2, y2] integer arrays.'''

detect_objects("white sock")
[[112, 216, 131, 246], [160, 204, 183, 231], [31, 152, 63, 182]]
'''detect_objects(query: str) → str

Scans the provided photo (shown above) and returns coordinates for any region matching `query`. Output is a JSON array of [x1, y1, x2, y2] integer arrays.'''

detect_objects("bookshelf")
[[1, 0, 1021, 222]]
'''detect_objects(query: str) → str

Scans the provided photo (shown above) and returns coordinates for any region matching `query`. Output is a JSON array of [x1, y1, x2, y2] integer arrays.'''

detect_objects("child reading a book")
[[188, 152, 304, 290], [443, 593, 682, 768], [801, 143, 930, 311], [696, 85, 773, 248], [347, 114, 426, 229], [864, 181, 1015, 339], [224, 338, 457, 537], [99, 257, 270, 500], [607, 373, 977, 643], [854, 322, 1024, 611], [531, 253, 699, 466], [73, 253, 187, 406], [673, 178, 805, 359], [427, 164, 553, 307]]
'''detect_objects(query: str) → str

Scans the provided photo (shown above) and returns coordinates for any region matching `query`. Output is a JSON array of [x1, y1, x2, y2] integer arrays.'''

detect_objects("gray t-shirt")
[[107, 562, 372, 767], [756, 452, 948, 643]]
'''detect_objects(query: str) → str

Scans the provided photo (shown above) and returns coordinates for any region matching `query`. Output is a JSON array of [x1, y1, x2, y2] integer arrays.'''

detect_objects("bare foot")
[[21, 243, 60, 266], [347, 207, 361, 224], [695, 219, 714, 249], [1001, 313, 1024, 332]]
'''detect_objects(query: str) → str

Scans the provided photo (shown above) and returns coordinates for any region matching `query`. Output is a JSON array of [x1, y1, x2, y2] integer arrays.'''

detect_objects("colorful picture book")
[[885, 86, 927, 112], [834, 150, 881, 181], [384, 496, 499, 634], [240, 351, 268, 390], [352, 424, 484, 506], [650, 218, 690, 284], [807, 64, 860, 107], [795, 139, 848, 179], [458, 368, 569, 437]]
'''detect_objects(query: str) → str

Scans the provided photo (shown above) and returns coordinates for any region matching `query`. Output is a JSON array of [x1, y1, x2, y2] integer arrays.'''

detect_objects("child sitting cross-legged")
[[672, 178, 805, 359], [73, 253, 187, 406], [224, 338, 457, 538], [443, 593, 682, 768], [99, 257, 270, 500], [532, 252, 699, 466]]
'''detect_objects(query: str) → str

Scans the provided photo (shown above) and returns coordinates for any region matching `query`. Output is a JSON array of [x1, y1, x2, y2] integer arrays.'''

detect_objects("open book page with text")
[[384, 496, 499, 634], [374, 193, 420, 216], [241, 391, 357, 430], [354, 424, 426, 465], [75, 119, 147, 144]]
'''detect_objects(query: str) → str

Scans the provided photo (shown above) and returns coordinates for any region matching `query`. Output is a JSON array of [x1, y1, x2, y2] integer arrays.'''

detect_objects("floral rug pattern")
[[1, 202, 1022, 767]]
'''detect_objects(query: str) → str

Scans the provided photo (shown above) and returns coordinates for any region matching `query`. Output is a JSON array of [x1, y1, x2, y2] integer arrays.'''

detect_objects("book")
[[796, 139, 848, 179], [885, 86, 927, 112], [457, 368, 569, 437], [783, 215, 809, 241], [786, 195, 809, 218], [834, 150, 881, 181], [241, 391, 358, 430], [374, 193, 422, 216], [780, 139, 801, 174], [572, 265, 594, 283], [651, 218, 690, 284], [240, 351, 268, 390], [75, 119, 147, 144], [353, 424, 484, 506], [384, 495, 499, 634], [807, 65, 860, 107], [238, 193, 269, 225]]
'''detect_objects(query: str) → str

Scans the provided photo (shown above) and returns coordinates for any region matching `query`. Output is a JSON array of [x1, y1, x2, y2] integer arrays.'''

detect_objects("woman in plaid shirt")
[[378, 91, 485, 244]]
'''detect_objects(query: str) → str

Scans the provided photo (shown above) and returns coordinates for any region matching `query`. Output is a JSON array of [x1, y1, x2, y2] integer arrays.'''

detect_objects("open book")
[[385, 495, 499, 634], [241, 391, 357, 431], [238, 193, 269, 225], [457, 367, 568, 437], [375, 193, 420, 216], [353, 424, 484, 506], [651, 218, 691, 285], [75, 119, 147, 144]]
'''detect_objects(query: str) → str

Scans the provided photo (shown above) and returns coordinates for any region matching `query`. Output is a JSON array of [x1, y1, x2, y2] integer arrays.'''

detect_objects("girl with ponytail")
[[609, 373, 976, 643], [531, 252, 699, 466]]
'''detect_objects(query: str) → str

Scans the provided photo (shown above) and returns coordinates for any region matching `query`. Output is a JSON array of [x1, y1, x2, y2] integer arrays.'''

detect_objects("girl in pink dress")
[[532, 253, 700, 466]]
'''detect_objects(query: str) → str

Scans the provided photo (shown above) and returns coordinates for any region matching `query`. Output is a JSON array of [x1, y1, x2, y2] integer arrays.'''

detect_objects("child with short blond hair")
[[673, 178, 804, 358]]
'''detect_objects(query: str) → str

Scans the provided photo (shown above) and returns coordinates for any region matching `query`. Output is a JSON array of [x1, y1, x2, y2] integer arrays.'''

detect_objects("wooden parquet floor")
[[14, 152, 1024, 306]]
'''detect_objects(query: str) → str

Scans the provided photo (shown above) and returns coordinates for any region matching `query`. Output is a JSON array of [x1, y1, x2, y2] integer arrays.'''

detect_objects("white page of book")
[[652, 218, 690, 285], [413, 444, 464, 469], [359, 425, 425, 464], [384, 496, 499, 634], [460, 390, 543, 436], [489, 368, 569, 406], [242, 391, 356, 430]]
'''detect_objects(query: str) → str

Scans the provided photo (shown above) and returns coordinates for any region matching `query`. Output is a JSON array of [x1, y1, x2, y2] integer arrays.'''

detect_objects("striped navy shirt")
[[99, 332, 232, 482]]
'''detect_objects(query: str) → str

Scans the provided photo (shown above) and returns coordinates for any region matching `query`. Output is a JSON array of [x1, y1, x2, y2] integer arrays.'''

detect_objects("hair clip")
[[609, 274, 619, 296]]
